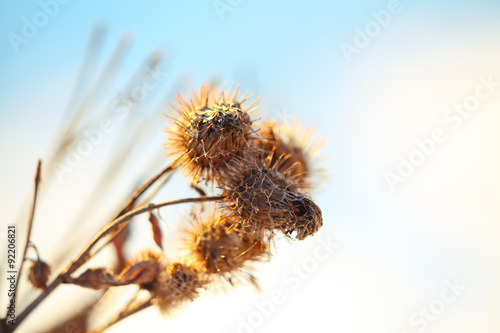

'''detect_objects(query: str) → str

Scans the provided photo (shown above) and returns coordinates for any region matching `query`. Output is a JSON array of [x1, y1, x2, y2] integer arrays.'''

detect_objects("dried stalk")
[[91, 163, 175, 265], [1, 161, 42, 331], [115, 164, 175, 218], [90, 295, 154, 332], [10, 195, 223, 332], [14, 160, 42, 305]]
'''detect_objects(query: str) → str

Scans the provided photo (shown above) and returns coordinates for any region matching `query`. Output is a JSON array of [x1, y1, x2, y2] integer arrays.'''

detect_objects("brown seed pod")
[[166, 83, 261, 183], [152, 262, 205, 315], [182, 212, 268, 286], [279, 197, 323, 240], [253, 120, 326, 190], [220, 153, 323, 240], [27, 259, 51, 290]]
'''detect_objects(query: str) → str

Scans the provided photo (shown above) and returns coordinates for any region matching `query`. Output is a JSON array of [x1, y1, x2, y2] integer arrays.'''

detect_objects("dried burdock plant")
[[1, 35, 326, 333], [255, 120, 326, 191], [182, 211, 268, 286], [220, 153, 323, 240], [165, 83, 261, 183], [152, 262, 206, 315]]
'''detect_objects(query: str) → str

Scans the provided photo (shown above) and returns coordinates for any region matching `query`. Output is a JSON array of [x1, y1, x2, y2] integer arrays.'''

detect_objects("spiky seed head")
[[279, 196, 323, 240], [254, 120, 326, 190], [183, 213, 268, 285], [166, 83, 260, 183], [153, 262, 205, 315], [220, 153, 322, 239], [27, 259, 51, 290]]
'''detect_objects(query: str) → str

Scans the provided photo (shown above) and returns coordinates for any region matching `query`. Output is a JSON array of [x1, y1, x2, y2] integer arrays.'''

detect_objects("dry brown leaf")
[[67, 262, 157, 290], [148, 212, 163, 250]]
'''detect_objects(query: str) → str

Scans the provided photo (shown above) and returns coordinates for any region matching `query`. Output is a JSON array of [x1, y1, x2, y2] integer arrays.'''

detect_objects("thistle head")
[[220, 152, 323, 240], [183, 212, 268, 286], [153, 262, 205, 315], [166, 83, 261, 182], [254, 120, 326, 190], [280, 196, 323, 240]]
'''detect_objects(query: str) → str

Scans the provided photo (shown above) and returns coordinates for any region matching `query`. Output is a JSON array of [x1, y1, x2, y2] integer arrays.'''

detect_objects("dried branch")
[[12, 195, 224, 331], [90, 296, 154, 332], [13, 160, 42, 306], [115, 163, 175, 218], [65, 261, 157, 290]]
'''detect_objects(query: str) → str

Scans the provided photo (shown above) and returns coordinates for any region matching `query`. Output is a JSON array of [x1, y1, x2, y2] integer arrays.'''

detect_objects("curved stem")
[[3, 160, 42, 331], [65, 195, 224, 275], [12, 195, 224, 331], [91, 294, 153, 332], [16, 161, 42, 296], [115, 164, 175, 218]]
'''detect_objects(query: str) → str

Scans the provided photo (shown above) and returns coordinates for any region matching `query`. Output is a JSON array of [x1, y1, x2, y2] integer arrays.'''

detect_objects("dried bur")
[[154, 262, 205, 315], [182, 212, 268, 287], [129, 251, 205, 315], [254, 120, 326, 191], [165, 83, 261, 183], [220, 153, 323, 241]]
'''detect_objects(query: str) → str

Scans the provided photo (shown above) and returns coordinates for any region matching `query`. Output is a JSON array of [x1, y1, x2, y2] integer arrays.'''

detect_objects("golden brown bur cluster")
[[123, 82, 327, 314], [15, 83, 326, 329], [167, 83, 324, 241], [81, 82, 327, 318]]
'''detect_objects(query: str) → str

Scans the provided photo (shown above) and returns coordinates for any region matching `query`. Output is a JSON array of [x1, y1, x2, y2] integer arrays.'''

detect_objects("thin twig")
[[66, 195, 224, 275], [115, 163, 175, 218], [12, 195, 224, 331], [91, 297, 154, 332], [12, 160, 42, 308], [94, 163, 176, 264]]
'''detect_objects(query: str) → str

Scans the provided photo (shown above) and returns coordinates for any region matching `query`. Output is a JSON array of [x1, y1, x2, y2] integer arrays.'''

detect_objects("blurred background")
[[1, 0, 500, 332]]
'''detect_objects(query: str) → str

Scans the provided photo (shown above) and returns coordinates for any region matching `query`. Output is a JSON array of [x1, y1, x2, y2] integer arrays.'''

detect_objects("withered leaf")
[[68, 268, 118, 290], [148, 212, 163, 250], [119, 261, 157, 285], [67, 262, 158, 289]]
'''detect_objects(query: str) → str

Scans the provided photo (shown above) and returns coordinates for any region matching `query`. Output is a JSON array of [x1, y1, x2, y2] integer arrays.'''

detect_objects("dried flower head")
[[152, 262, 205, 315], [166, 83, 261, 182], [27, 259, 51, 290], [183, 212, 268, 286], [280, 197, 323, 240], [220, 154, 323, 240], [254, 120, 326, 190]]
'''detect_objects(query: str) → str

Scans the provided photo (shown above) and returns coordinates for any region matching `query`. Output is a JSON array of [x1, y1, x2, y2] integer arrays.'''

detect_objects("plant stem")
[[11, 195, 223, 331], [15, 160, 42, 297], [3, 160, 42, 332], [11, 276, 62, 332], [91, 297, 153, 332], [115, 163, 175, 218], [66, 195, 223, 275]]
